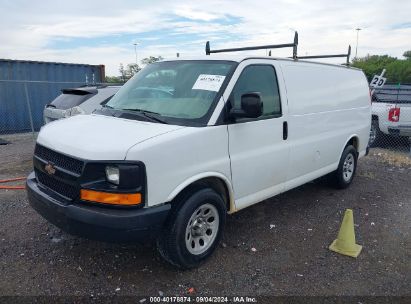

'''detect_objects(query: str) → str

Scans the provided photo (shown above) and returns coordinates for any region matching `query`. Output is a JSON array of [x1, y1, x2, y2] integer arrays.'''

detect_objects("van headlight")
[[105, 166, 120, 185]]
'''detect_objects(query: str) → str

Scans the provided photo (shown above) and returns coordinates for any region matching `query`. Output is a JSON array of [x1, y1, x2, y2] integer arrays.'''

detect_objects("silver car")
[[43, 85, 121, 124]]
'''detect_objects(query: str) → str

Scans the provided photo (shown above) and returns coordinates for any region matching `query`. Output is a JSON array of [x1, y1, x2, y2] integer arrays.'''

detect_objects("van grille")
[[34, 144, 83, 200], [34, 144, 84, 175], [35, 169, 78, 200]]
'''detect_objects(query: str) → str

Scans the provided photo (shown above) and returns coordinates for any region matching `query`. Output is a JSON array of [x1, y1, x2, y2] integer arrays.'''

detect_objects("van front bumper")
[[26, 172, 170, 243]]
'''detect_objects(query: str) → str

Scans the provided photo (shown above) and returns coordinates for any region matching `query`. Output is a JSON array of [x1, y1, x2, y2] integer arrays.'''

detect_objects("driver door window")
[[231, 65, 281, 119]]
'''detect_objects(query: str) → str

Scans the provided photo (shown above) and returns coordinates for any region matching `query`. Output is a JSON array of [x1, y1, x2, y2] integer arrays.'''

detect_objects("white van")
[[27, 51, 371, 268]]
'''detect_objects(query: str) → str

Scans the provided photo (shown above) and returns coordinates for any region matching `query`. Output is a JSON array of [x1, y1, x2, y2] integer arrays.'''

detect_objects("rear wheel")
[[157, 187, 226, 269], [330, 145, 358, 189], [369, 119, 383, 147]]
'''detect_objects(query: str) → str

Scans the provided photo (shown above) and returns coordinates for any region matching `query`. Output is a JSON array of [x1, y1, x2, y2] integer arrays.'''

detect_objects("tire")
[[330, 145, 358, 189], [157, 187, 226, 269], [369, 119, 383, 147]]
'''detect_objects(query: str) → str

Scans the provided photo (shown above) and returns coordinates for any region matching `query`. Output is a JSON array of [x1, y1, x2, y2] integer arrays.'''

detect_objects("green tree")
[[118, 63, 141, 82], [141, 56, 163, 65], [105, 76, 121, 83], [126, 63, 141, 78], [113, 56, 164, 83], [352, 55, 397, 80], [119, 63, 127, 82], [352, 53, 411, 83], [385, 60, 411, 83], [403, 50, 411, 60]]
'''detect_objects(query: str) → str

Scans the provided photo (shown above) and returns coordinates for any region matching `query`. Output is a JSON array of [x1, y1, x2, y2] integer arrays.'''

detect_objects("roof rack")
[[206, 32, 299, 59], [297, 45, 352, 65]]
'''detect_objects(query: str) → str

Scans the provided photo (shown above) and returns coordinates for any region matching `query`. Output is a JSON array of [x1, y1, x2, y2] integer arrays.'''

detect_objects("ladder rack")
[[205, 32, 351, 65], [297, 45, 351, 65], [205, 32, 299, 59]]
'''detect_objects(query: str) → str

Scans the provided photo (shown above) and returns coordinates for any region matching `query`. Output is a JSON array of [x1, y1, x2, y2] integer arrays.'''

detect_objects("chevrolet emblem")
[[45, 163, 56, 175]]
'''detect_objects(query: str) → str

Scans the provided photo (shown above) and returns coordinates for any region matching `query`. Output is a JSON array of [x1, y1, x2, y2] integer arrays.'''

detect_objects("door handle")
[[283, 121, 288, 140]]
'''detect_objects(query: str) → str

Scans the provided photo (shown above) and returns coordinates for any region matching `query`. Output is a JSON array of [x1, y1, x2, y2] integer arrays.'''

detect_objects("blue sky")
[[0, 0, 410, 75], [46, 15, 243, 50]]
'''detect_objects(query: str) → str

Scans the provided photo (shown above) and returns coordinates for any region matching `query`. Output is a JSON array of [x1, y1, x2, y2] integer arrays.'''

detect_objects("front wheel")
[[329, 145, 358, 189], [157, 187, 226, 269]]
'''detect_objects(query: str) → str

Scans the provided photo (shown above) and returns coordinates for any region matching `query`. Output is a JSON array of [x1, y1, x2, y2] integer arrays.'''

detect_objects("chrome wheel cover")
[[342, 153, 355, 182], [185, 203, 220, 255]]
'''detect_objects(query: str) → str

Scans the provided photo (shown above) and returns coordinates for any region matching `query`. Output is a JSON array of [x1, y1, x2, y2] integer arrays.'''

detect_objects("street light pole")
[[355, 28, 361, 58], [133, 43, 138, 65]]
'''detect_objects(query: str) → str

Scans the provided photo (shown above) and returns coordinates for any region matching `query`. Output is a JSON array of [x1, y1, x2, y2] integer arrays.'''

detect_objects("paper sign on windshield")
[[192, 74, 226, 92]]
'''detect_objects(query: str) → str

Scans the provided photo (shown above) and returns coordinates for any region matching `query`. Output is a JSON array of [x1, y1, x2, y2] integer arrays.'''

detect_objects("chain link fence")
[[370, 84, 411, 158]]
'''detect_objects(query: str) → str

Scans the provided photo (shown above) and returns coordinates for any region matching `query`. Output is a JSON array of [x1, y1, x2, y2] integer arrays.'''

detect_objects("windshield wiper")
[[121, 108, 168, 124], [96, 104, 116, 115]]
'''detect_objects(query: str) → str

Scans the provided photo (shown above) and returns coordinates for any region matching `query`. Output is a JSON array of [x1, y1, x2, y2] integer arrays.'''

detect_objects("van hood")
[[37, 114, 185, 160]]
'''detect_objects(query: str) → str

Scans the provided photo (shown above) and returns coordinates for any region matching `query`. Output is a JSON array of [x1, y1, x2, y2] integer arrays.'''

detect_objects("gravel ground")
[[0, 133, 35, 180], [0, 134, 410, 300]]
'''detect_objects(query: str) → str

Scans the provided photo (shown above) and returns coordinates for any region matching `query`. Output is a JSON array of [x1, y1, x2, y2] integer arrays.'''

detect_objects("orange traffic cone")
[[329, 209, 362, 258]]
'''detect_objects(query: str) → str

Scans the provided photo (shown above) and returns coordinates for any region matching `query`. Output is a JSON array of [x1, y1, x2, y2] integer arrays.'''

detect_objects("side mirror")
[[230, 92, 263, 119]]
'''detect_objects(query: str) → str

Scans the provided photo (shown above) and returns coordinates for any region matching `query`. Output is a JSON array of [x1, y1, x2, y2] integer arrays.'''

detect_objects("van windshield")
[[106, 60, 236, 126]]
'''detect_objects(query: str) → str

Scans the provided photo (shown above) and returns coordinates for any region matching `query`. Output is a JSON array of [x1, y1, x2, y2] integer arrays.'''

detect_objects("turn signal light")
[[80, 189, 142, 206]]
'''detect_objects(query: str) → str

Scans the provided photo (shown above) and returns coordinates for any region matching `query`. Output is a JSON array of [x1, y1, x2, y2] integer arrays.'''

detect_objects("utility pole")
[[355, 28, 361, 58], [133, 43, 138, 65]]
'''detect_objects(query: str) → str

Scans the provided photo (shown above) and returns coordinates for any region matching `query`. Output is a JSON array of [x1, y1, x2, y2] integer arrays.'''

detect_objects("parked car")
[[369, 84, 411, 147], [27, 55, 371, 269], [43, 85, 121, 124]]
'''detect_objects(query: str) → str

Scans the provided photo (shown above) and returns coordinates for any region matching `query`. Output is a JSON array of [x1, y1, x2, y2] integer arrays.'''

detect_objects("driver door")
[[226, 60, 289, 210]]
